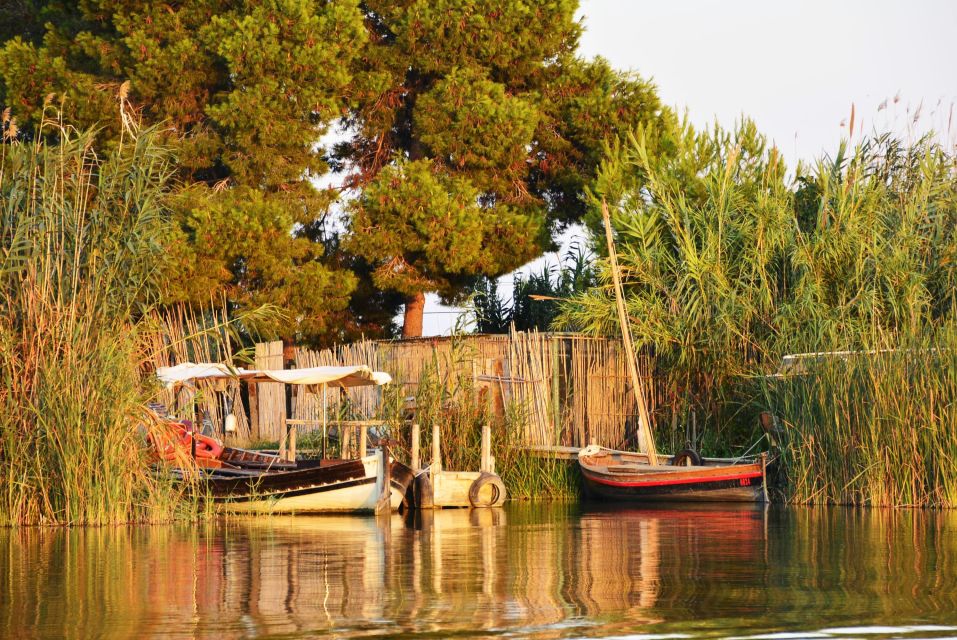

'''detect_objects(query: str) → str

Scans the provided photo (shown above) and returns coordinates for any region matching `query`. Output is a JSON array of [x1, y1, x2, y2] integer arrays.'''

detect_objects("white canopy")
[[157, 362, 392, 389]]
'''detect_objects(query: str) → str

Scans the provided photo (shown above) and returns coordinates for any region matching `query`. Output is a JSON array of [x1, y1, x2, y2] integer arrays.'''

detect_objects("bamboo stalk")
[[602, 200, 658, 462]]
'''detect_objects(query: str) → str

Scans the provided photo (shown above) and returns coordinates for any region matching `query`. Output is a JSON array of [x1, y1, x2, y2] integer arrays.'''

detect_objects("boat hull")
[[578, 446, 768, 504], [204, 452, 414, 514]]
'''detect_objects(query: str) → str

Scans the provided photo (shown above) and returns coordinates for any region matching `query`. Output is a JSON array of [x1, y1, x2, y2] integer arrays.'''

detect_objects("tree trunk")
[[402, 292, 426, 338]]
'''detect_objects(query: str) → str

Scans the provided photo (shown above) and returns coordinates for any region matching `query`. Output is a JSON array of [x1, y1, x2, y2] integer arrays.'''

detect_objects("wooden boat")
[[154, 363, 414, 513], [202, 449, 415, 514], [577, 445, 768, 503]]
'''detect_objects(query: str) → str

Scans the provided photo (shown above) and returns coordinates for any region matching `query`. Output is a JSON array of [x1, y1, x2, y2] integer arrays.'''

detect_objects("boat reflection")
[[0, 504, 776, 638]]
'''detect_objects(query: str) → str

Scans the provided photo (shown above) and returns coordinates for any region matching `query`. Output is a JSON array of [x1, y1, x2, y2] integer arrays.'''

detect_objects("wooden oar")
[[602, 200, 659, 464]]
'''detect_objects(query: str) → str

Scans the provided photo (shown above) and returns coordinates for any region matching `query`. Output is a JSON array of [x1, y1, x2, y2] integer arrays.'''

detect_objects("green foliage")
[[349, 158, 541, 299], [560, 116, 957, 499], [760, 337, 957, 507], [415, 67, 540, 194], [338, 0, 669, 332], [0, 0, 367, 343], [474, 243, 597, 333], [0, 117, 192, 525], [166, 186, 356, 340], [1, 1, 671, 341]]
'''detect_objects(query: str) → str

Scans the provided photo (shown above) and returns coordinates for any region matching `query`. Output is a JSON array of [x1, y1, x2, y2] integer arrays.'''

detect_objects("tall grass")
[[761, 335, 957, 507], [0, 110, 190, 525], [377, 332, 580, 499], [560, 117, 957, 505]]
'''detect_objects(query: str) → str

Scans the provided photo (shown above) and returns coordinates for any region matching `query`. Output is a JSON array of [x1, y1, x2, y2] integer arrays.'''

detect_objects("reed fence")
[[148, 313, 660, 449], [286, 329, 658, 449], [147, 305, 252, 442]]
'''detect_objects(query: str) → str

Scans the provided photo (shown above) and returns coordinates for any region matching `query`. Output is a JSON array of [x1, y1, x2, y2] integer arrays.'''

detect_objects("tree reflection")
[[2, 505, 956, 638]]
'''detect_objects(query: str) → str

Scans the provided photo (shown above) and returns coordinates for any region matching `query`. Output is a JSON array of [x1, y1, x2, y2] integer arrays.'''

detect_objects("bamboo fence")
[[147, 311, 659, 448], [290, 329, 658, 449], [146, 306, 252, 442]]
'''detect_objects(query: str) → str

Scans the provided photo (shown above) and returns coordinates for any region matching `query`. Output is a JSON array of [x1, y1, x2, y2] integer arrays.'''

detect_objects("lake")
[[2, 503, 956, 639]]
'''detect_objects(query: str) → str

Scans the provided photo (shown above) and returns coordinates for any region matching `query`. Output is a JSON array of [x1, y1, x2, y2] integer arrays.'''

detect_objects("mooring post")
[[375, 440, 392, 515], [411, 423, 421, 472], [342, 425, 351, 459], [287, 425, 297, 463], [431, 423, 442, 474], [278, 419, 287, 459], [481, 424, 491, 473]]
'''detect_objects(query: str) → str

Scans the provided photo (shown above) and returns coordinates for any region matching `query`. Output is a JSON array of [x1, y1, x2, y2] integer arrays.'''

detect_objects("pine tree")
[[0, 0, 366, 343], [337, 0, 668, 336]]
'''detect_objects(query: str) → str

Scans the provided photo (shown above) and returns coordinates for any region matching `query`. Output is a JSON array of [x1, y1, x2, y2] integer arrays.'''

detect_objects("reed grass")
[[561, 117, 957, 505], [375, 334, 580, 499], [0, 110, 194, 525], [761, 332, 957, 507]]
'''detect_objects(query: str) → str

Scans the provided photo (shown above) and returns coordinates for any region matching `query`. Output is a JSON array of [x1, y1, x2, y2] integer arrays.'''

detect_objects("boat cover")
[[157, 362, 392, 389]]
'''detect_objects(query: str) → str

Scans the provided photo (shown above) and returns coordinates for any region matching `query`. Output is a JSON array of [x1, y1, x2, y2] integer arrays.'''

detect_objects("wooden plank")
[[602, 201, 658, 462], [255, 341, 285, 440], [518, 445, 582, 460]]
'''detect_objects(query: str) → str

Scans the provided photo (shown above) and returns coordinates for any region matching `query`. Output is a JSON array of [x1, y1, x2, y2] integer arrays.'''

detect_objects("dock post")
[[431, 424, 442, 473], [360, 426, 368, 459], [278, 419, 287, 459], [287, 425, 296, 463], [342, 425, 351, 459], [411, 423, 421, 472], [375, 440, 392, 515], [481, 424, 491, 473]]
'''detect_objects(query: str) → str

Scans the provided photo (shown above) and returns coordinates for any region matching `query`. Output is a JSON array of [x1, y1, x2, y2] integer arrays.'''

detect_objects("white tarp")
[[157, 362, 392, 389]]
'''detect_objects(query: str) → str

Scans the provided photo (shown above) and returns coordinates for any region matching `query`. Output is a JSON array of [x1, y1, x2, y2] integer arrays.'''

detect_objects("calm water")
[[2, 504, 957, 639]]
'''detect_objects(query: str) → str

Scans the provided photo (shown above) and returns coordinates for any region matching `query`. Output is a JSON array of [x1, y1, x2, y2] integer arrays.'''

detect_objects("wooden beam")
[[602, 200, 658, 463], [411, 423, 421, 472]]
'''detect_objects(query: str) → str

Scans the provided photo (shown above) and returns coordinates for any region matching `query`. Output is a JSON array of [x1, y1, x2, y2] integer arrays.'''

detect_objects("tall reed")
[[761, 333, 957, 507], [560, 117, 957, 505], [376, 333, 580, 499], [0, 110, 189, 525]]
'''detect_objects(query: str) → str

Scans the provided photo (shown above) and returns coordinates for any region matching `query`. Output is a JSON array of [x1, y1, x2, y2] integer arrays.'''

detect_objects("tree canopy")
[[337, 0, 669, 335], [1, 0, 669, 341], [0, 0, 366, 343]]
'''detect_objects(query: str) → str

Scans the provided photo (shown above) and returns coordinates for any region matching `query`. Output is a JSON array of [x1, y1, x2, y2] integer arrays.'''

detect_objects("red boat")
[[577, 445, 769, 503]]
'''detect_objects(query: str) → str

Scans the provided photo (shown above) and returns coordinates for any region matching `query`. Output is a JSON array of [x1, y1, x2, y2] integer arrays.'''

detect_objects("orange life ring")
[[150, 421, 223, 461], [192, 433, 224, 459]]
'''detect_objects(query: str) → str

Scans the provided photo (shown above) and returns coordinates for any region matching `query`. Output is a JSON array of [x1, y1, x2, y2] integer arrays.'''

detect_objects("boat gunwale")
[[579, 464, 764, 488], [577, 445, 769, 501]]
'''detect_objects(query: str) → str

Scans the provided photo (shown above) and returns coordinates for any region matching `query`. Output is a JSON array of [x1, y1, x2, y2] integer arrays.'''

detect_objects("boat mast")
[[602, 200, 659, 464]]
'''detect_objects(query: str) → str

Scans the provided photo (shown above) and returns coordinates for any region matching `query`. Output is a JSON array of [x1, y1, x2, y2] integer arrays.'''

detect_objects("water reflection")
[[2, 505, 957, 639]]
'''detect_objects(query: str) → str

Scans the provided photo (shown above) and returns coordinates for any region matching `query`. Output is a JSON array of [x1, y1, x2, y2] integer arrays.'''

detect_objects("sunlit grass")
[[0, 110, 196, 525]]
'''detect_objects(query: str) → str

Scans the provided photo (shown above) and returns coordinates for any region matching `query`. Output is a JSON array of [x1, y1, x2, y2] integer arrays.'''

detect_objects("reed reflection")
[[2, 505, 957, 639]]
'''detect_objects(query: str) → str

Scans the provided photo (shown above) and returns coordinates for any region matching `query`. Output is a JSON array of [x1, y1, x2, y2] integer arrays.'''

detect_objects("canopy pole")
[[602, 199, 658, 463], [322, 383, 328, 459]]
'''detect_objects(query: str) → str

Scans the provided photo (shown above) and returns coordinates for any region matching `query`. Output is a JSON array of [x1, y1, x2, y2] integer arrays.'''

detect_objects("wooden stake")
[[602, 200, 658, 463], [411, 423, 421, 472], [431, 424, 442, 473], [342, 426, 351, 460], [375, 441, 392, 515], [481, 424, 491, 473]]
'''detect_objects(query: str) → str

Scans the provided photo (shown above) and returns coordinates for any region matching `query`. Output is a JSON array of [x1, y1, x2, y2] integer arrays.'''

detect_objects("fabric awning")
[[156, 362, 392, 389]]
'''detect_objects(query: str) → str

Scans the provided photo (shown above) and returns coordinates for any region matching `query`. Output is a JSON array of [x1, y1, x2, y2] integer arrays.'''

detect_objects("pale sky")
[[418, 0, 957, 335]]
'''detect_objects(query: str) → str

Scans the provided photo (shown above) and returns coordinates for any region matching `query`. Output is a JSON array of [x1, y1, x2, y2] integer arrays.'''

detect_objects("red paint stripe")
[[586, 469, 763, 488]]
